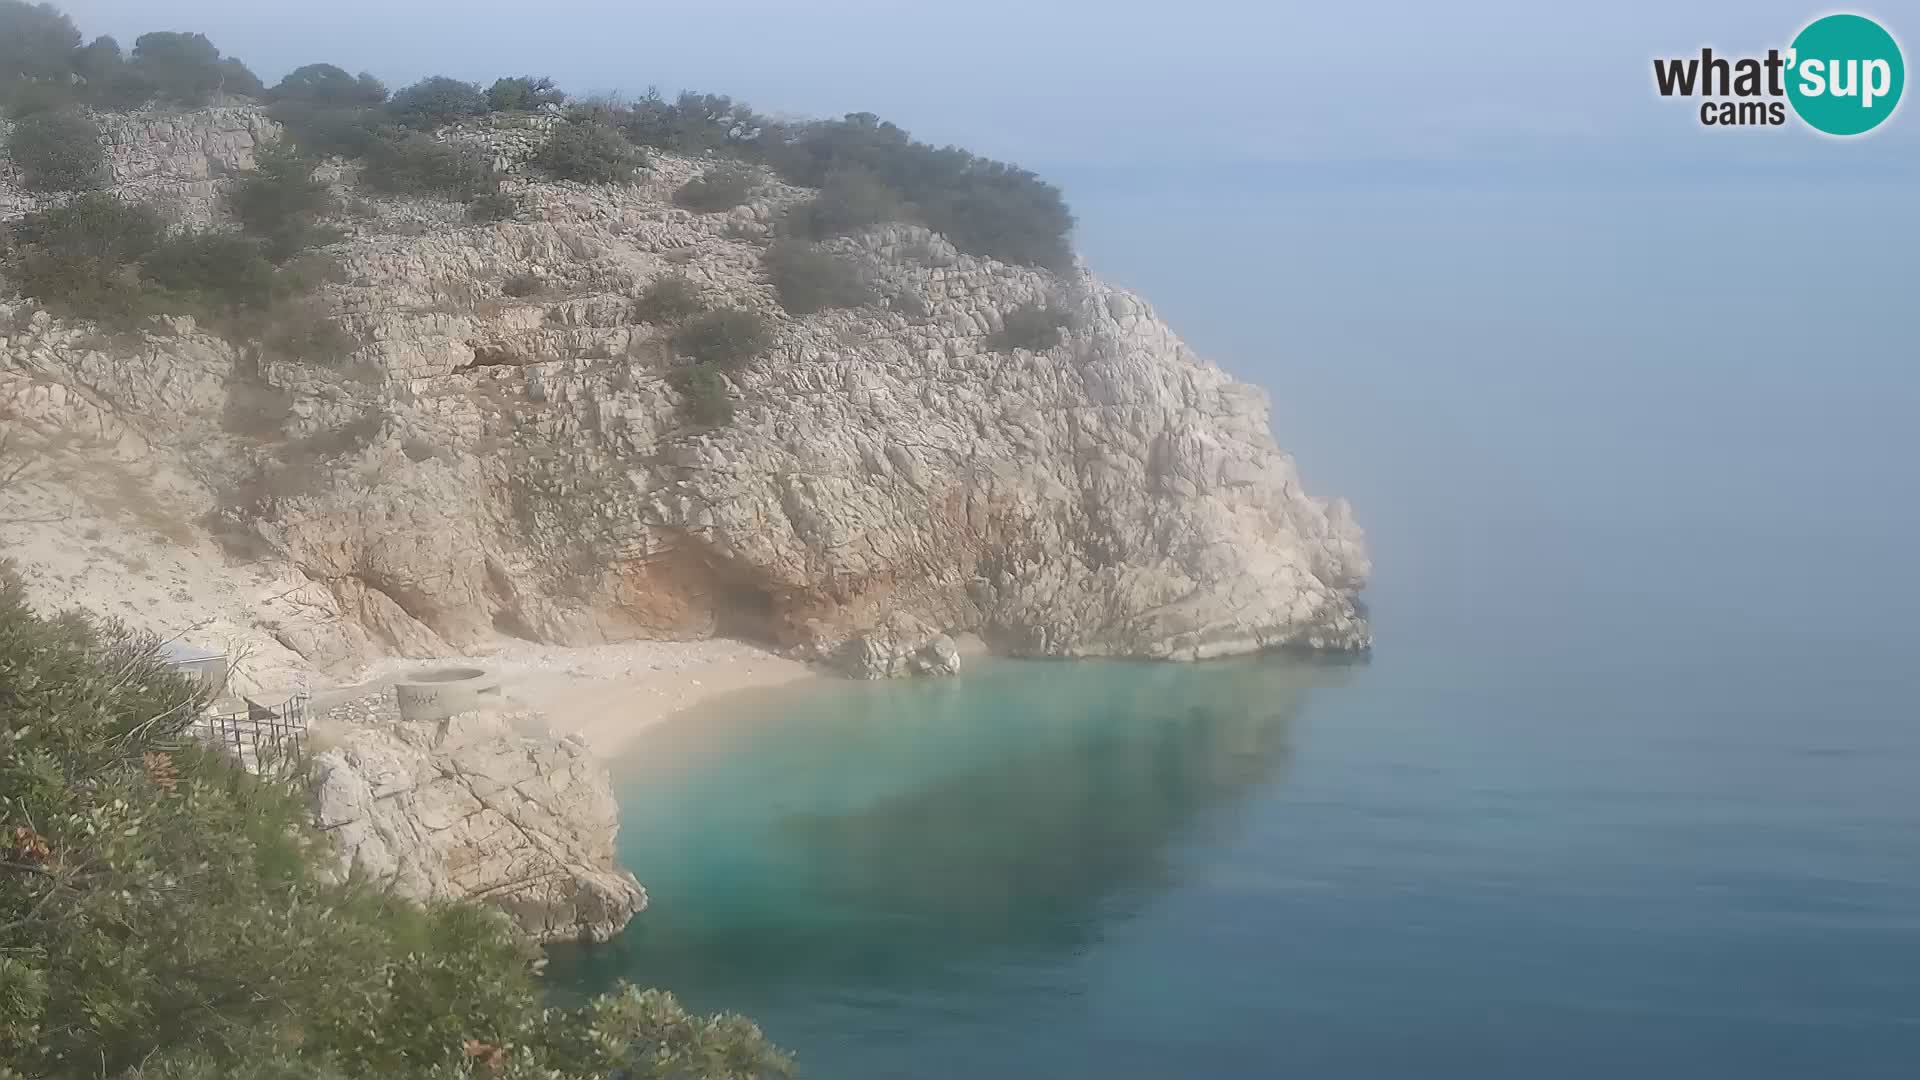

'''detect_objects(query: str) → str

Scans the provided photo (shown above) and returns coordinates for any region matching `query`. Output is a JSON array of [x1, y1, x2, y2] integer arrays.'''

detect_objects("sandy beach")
[[314, 637, 821, 759]]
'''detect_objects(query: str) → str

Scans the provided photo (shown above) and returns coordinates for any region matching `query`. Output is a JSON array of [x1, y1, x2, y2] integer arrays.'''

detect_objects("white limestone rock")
[[308, 704, 646, 943], [2, 106, 1371, 684]]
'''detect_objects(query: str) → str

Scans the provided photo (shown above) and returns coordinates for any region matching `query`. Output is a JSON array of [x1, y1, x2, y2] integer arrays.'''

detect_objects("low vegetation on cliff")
[[2, 106, 103, 190], [0, 5, 261, 114], [3, 0, 1074, 271], [0, 568, 791, 1079]]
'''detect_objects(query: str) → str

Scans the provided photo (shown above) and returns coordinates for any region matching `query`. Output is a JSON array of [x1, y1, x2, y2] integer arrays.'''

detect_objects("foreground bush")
[[534, 118, 641, 184], [764, 240, 874, 315], [4, 107, 105, 191], [632, 272, 706, 324], [674, 164, 757, 212], [0, 572, 794, 1079], [360, 132, 498, 201], [668, 363, 735, 426], [673, 307, 772, 368]]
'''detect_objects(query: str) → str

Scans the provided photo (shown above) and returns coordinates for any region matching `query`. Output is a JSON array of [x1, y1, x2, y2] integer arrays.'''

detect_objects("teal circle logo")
[[1786, 14, 1905, 135]]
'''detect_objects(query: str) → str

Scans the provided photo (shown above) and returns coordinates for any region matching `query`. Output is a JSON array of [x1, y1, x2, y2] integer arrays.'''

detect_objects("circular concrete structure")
[[394, 667, 502, 723]]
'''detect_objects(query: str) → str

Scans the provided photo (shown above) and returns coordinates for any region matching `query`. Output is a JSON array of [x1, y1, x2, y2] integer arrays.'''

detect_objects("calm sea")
[[548, 181, 1920, 1078]]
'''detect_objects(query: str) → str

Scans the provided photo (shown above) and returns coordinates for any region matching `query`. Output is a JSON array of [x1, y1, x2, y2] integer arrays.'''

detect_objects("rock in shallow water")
[[912, 634, 964, 677]]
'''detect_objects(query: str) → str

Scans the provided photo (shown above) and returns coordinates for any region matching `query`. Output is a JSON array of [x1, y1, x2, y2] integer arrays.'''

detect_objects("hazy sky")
[[59, 1, 1919, 182]]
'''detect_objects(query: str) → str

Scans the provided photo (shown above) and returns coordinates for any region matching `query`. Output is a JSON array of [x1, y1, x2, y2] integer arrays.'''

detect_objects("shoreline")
[[510, 646, 821, 759], [314, 637, 822, 760]]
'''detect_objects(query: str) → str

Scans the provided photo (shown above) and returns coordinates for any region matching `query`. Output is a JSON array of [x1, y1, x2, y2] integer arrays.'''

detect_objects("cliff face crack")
[[436, 762, 571, 890]]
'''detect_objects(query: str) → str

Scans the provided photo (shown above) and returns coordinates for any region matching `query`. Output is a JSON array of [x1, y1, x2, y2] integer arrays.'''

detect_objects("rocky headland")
[[0, 102, 1369, 939]]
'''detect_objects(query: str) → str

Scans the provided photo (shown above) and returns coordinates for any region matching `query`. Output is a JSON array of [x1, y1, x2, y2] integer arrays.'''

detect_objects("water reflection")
[[547, 656, 1344, 1009]]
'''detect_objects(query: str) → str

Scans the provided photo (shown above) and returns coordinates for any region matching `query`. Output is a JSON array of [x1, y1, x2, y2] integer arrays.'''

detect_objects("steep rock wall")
[[310, 699, 646, 943], [0, 106, 1370, 682]]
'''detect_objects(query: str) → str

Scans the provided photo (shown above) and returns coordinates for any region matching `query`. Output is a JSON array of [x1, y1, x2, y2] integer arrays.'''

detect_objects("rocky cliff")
[[0, 106, 1370, 687], [309, 696, 646, 944]]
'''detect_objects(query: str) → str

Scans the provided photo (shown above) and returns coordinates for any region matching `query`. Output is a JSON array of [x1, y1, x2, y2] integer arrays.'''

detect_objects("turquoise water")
[[550, 636, 1920, 1078], [549, 185, 1920, 1077]]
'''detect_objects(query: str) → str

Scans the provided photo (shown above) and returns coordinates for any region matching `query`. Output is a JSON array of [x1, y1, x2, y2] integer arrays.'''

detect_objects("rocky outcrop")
[[0, 106, 275, 225], [837, 613, 965, 679], [309, 696, 646, 943], [0, 106, 1370, 688]]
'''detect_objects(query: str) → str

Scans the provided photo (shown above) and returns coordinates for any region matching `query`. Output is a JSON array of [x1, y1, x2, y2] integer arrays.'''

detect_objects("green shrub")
[[270, 250, 345, 297], [785, 166, 902, 239], [8, 191, 166, 262], [7, 249, 150, 325], [0, 578, 793, 1080], [269, 62, 387, 107], [262, 295, 359, 367], [486, 74, 562, 112], [534, 118, 642, 184], [4, 107, 104, 191], [674, 164, 757, 212], [131, 30, 258, 106], [387, 75, 487, 129], [2, 193, 165, 322], [466, 189, 515, 223], [360, 132, 497, 200], [216, 55, 264, 97], [993, 301, 1069, 352], [765, 112, 1075, 271], [226, 140, 335, 260], [142, 230, 278, 312], [1, 11, 261, 113], [763, 239, 874, 315], [632, 272, 706, 324], [668, 363, 734, 425], [673, 307, 772, 368], [1, 188, 342, 329], [267, 100, 386, 158], [0, 0, 82, 89], [69, 34, 156, 110], [618, 89, 763, 154], [501, 271, 542, 297], [2, 78, 75, 118]]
